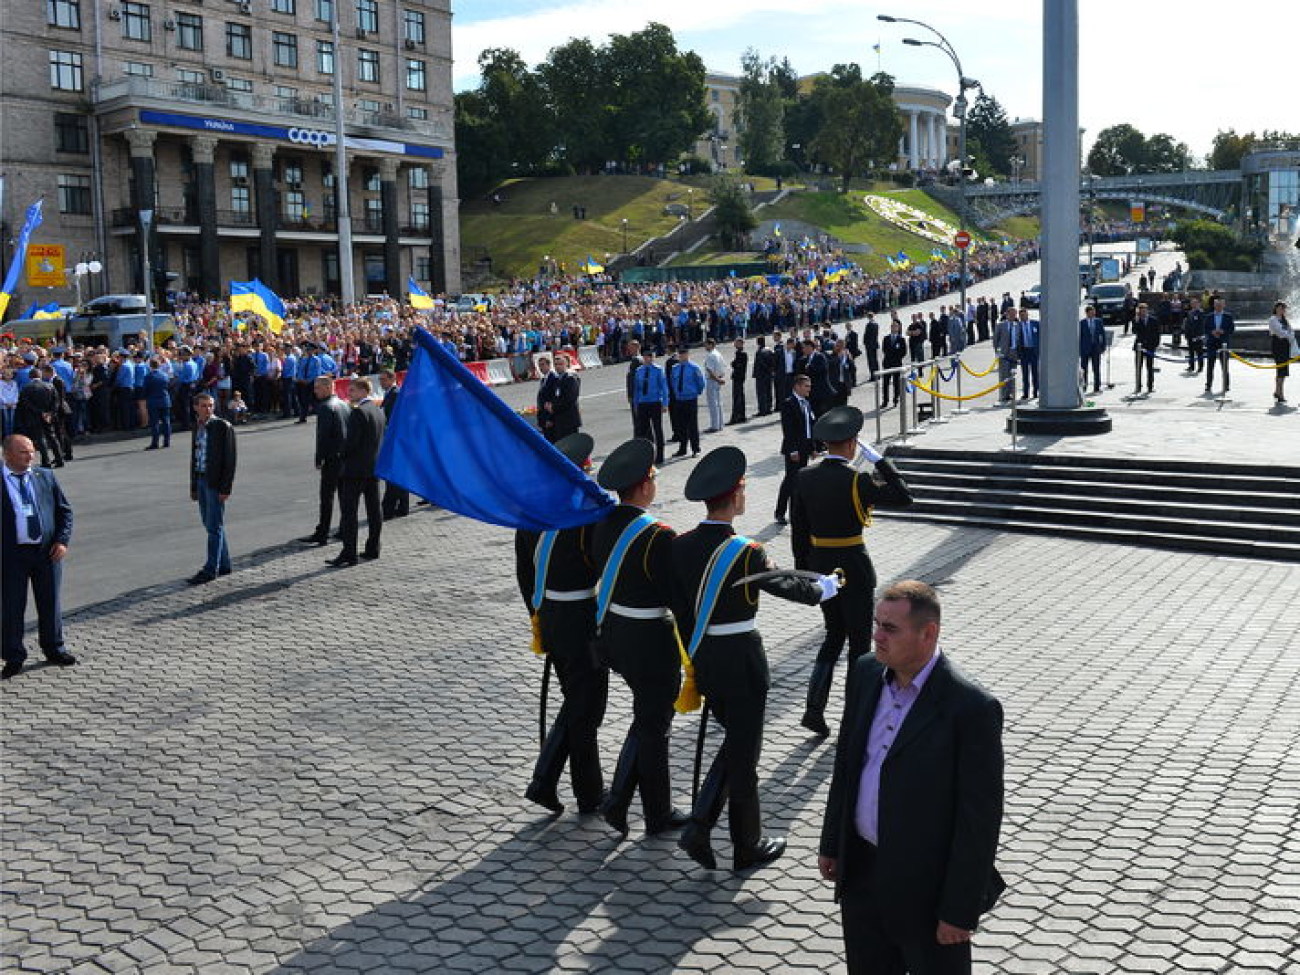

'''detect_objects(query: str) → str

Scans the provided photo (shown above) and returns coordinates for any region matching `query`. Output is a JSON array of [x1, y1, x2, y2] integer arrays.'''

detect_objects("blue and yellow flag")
[[229, 278, 286, 333], [579, 255, 605, 274], [0, 198, 45, 321], [408, 275, 435, 310], [375, 328, 615, 532]]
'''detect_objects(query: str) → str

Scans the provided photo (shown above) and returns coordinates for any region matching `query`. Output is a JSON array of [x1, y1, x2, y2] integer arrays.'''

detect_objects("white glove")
[[817, 574, 841, 602], [860, 442, 884, 464]]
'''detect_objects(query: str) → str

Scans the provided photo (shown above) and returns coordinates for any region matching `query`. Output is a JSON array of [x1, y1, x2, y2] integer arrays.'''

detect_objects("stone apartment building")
[[0, 0, 460, 306]]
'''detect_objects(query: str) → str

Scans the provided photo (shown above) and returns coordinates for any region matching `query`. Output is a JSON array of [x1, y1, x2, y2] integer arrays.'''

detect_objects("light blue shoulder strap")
[[595, 513, 658, 626], [531, 531, 559, 612], [686, 536, 752, 659]]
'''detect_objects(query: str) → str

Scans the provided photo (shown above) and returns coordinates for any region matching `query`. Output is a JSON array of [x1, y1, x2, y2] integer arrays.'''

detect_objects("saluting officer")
[[591, 439, 690, 838], [791, 406, 913, 738], [672, 446, 839, 873], [514, 433, 608, 816]]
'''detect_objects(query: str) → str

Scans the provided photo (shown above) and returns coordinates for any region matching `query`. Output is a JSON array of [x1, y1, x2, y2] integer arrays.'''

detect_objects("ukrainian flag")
[[0, 199, 44, 322], [579, 256, 605, 275], [229, 278, 286, 333], [408, 276, 435, 310]]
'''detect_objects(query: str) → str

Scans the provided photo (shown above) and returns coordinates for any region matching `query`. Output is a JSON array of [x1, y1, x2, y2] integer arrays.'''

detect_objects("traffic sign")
[[954, 230, 971, 250]]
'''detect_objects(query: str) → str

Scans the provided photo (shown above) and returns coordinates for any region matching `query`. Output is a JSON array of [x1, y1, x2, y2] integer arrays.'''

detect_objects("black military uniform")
[[591, 439, 687, 837], [514, 433, 607, 815], [791, 407, 912, 737], [672, 447, 827, 873]]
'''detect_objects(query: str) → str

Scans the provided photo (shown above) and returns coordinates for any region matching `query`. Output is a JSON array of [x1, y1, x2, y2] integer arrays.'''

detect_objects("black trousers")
[[730, 381, 747, 422], [605, 615, 680, 822], [775, 455, 807, 518], [672, 400, 699, 454], [634, 403, 665, 462], [1205, 346, 1230, 390], [1134, 348, 1155, 390], [2, 544, 64, 664], [17, 413, 63, 467], [538, 600, 607, 808], [337, 475, 382, 559], [841, 834, 972, 975], [755, 376, 774, 415], [810, 545, 875, 669], [381, 480, 410, 519], [316, 457, 342, 537]]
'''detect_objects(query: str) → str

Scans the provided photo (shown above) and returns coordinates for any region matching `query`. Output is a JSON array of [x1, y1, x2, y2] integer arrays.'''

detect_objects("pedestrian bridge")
[[959, 170, 1242, 222]]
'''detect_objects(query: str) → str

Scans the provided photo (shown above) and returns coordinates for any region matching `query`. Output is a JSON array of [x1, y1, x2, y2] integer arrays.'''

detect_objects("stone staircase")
[[880, 448, 1300, 562]]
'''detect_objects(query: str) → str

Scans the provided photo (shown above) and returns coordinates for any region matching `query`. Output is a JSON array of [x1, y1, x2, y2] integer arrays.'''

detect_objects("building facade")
[[0, 0, 459, 309], [692, 71, 740, 171], [891, 85, 951, 172]]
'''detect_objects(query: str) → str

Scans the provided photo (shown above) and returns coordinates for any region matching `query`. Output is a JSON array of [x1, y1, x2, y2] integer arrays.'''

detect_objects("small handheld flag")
[[407, 275, 435, 310], [229, 278, 286, 333]]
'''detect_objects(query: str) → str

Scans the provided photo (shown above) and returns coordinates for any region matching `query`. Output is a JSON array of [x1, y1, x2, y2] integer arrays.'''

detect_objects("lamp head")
[[877, 14, 897, 22], [903, 37, 922, 46]]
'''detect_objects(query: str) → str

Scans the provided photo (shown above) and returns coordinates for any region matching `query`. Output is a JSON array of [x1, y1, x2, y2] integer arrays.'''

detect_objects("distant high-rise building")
[[0, 0, 460, 305]]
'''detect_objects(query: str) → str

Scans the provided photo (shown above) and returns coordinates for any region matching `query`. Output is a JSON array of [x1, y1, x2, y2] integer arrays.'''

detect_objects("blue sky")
[[452, 0, 1294, 160]]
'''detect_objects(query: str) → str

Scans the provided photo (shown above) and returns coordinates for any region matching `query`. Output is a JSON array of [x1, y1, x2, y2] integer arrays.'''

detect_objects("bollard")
[[952, 355, 969, 415]]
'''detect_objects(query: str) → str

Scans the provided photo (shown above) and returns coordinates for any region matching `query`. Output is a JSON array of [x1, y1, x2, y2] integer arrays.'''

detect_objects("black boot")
[[600, 738, 639, 837], [800, 661, 835, 738], [678, 754, 728, 870], [524, 718, 569, 814]]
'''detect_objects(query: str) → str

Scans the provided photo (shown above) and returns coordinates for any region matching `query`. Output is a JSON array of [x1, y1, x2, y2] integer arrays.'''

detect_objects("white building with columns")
[[891, 85, 953, 172]]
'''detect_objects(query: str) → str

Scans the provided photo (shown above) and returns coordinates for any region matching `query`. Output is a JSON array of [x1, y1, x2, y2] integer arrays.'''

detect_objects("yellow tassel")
[[530, 613, 546, 656], [673, 629, 702, 713]]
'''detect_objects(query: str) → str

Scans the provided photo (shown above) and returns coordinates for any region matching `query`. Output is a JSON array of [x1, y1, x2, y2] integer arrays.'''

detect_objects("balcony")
[[92, 77, 452, 144], [111, 206, 197, 227]]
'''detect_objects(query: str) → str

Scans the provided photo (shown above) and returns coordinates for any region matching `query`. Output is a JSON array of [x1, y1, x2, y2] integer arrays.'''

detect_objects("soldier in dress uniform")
[[514, 433, 608, 816], [672, 446, 840, 873], [591, 439, 690, 838], [790, 406, 913, 738]]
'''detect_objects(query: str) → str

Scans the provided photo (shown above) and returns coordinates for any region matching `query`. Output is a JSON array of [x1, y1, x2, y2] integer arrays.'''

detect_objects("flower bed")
[[863, 195, 960, 246]]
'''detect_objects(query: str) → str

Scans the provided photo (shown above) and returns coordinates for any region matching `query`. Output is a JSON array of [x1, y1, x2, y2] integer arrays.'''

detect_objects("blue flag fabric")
[[375, 327, 615, 532]]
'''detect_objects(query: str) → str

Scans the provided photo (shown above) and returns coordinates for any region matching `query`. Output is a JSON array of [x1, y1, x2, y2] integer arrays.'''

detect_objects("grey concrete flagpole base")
[[1008, 406, 1112, 436]]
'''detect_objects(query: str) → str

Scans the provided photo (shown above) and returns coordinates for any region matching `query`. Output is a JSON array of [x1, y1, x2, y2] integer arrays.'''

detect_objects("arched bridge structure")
[[957, 170, 1242, 224]]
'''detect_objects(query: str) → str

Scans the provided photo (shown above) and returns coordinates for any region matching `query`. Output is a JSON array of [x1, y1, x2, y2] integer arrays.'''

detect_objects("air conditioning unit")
[[107, 6, 122, 19], [163, 17, 176, 29], [236, 0, 250, 12], [232, 175, 248, 186], [355, 27, 367, 39], [403, 38, 416, 50], [209, 67, 226, 82]]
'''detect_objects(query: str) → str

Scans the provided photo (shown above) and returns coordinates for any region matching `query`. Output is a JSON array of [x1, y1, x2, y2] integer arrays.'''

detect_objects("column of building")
[[190, 135, 221, 298], [125, 129, 161, 299], [908, 111, 920, 170], [380, 156, 402, 299], [252, 143, 278, 291]]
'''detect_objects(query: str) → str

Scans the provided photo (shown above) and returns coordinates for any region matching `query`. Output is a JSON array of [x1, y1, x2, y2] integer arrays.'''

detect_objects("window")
[[414, 256, 431, 281], [321, 159, 334, 188], [54, 113, 89, 153], [316, 40, 334, 75], [124, 61, 154, 77], [226, 76, 252, 93], [230, 156, 250, 181], [226, 22, 251, 59], [405, 58, 425, 91], [231, 184, 251, 216], [272, 31, 298, 68], [402, 9, 424, 44], [406, 105, 427, 121], [47, 0, 80, 29], [362, 167, 380, 192], [49, 50, 84, 90], [355, 0, 378, 32], [270, 0, 295, 12], [58, 174, 91, 215], [364, 197, 383, 230], [176, 12, 202, 50], [408, 167, 428, 189], [410, 201, 429, 230], [284, 188, 305, 221], [314, 0, 333, 21], [178, 67, 205, 84], [359, 98, 380, 116], [282, 160, 303, 186], [274, 84, 298, 102], [122, 1, 151, 41], [357, 48, 379, 83]]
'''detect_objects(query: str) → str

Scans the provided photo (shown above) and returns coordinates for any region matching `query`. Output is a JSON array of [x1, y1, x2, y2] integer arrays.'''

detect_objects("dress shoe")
[[646, 808, 690, 836], [360, 551, 380, 561], [1, 661, 23, 680], [600, 799, 630, 837], [187, 570, 215, 585], [577, 789, 609, 816], [325, 555, 358, 568], [300, 534, 328, 545], [524, 781, 564, 814], [733, 836, 786, 872], [44, 650, 77, 667], [678, 823, 717, 870], [672, 448, 687, 458], [144, 444, 159, 451], [773, 513, 787, 525], [800, 711, 831, 737], [218, 566, 232, 577]]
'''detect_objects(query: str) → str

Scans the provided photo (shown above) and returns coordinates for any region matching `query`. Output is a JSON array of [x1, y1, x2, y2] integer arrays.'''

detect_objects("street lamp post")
[[686, 188, 694, 220], [880, 14, 980, 320], [621, 218, 629, 254]]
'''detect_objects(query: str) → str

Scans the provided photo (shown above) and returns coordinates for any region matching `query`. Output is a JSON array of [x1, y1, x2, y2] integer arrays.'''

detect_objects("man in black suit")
[[536, 354, 560, 442], [549, 352, 582, 440], [1203, 295, 1235, 394], [623, 339, 642, 433], [15, 372, 64, 469], [377, 370, 409, 520], [862, 314, 880, 382], [2, 434, 77, 679], [302, 376, 350, 545], [329, 378, 387, 567], [801, 338, 835, 417], [752, 336, 776, 416], [828, 339, 856, 409], [773, 375, 815, 524], [774, 335, 798, 403], [728, 338, 748, 424], [819, 580, 1005, 975], [188, 392, 237, 585]]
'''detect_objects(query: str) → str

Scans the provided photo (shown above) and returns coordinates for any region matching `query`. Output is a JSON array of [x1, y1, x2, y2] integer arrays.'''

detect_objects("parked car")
[[81, 293, 148, 316], [1089, 283, 1130, 324], [1021, 285, 1042, 309]]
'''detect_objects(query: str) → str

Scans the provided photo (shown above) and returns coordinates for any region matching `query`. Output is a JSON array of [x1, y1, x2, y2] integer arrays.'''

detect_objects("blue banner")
[[138, 110, 444, 159], [375, 328, 614, 531]]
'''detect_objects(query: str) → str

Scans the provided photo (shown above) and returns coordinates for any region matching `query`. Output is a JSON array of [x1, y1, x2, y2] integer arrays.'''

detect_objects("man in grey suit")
[[302, 376, 350, 545], [328, 378, 387, 567], [819, 580, 1004, 974], [2, 434, 76, 679], [993, 307, 1017, 403]]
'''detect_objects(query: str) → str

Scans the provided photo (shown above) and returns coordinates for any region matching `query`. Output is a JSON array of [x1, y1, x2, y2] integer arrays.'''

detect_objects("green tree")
[[537, 38, 609, 173], [1209, 129, 1255, 170], [965, 93, 1016, 176], [1087, 124, 1147, 175], [809, 68, 902, 191], [709, 173, 757, 249], [453, 90, 508, 197], [475, 48, 555, 171], [1143, 133, 1191, 173], [603, 23, 710, 167], [736, 49, 786, 173]]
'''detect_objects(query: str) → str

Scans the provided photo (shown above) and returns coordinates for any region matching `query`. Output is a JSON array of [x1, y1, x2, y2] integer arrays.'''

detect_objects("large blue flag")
[[376, 327, 614, 531], [0, 198, 44, 321]]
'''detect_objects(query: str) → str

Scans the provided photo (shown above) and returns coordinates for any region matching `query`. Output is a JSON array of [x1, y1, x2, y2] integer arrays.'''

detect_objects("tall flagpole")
[[332, 5, 355, 305]]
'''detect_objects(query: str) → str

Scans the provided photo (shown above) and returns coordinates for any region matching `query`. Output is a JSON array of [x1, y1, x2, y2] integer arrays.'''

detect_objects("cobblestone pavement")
[[5, 309, 1300, 973]]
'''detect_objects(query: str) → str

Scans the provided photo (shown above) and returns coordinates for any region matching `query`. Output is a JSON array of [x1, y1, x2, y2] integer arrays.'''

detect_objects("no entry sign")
[[954, 231, 972, 250]]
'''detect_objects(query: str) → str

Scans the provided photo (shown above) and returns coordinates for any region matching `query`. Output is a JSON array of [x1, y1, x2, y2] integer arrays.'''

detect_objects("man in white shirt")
[[702, 339, 727, 433]]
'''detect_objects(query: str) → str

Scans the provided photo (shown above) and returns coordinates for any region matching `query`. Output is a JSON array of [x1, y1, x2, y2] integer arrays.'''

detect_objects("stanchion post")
[[874, 374, 883, 444], [952, 354, 969, 415]]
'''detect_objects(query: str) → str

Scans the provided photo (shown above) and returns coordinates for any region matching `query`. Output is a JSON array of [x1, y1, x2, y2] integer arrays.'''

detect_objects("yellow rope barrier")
[[909, 375, 1008, 401], [960, 357, 1000, 378], [1227, 350, 1300, 370]]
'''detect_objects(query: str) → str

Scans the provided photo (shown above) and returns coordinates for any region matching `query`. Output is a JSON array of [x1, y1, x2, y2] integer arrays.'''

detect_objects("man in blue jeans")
[[188, 393, 237, 585]]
